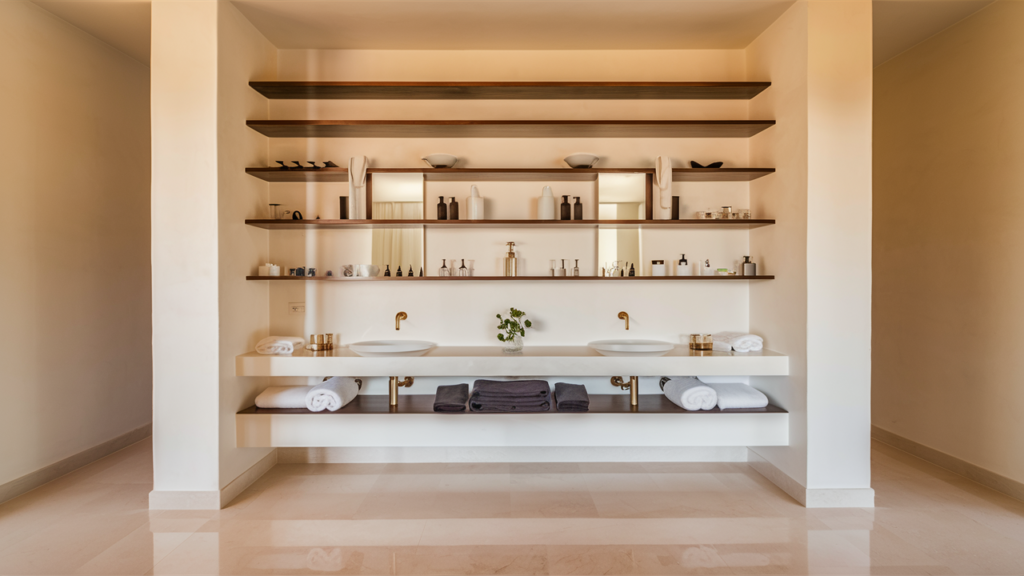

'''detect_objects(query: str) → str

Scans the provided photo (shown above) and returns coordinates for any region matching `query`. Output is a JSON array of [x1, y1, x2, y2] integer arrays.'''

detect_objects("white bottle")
[[676, 254, 691, 276], [701, 259, 712, 276], [468, 185, 485, 220], [538, 186, 556, 220]]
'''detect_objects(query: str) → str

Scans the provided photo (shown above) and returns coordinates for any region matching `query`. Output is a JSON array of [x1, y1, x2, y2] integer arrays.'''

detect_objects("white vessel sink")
[[349, 340, 436, 357], [588, 339, 675, 357]]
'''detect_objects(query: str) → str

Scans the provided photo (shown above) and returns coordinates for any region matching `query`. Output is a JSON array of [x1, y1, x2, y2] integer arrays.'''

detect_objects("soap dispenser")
[[503, 242, 518, 277], [573, 197, 583, 220], [384, 265, 391, 277], [628, 263, 636, 277], [560, 195, 571, 220], [538, 186, 555, 220], [468, 185, 484, 220], [449, 196, 459, 220], [742, 256, 757, 276], [676, 254, 691, 276], [573, 259, 580, 276], [437, 196, 447, 220], [556, 259, 567, 276]]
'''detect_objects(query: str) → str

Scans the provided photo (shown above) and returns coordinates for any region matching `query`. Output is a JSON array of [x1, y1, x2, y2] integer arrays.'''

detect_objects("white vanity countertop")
[[235, 346, 789, 377]]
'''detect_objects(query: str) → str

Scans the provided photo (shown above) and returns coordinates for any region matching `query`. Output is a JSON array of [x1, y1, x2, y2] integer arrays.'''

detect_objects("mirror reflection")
[[597, 174, 643, 276], [371, 174, 424, 276]]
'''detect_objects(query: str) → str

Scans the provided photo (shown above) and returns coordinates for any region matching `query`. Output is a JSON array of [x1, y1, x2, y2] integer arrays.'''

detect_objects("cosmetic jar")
[[689, 334, 714, 351]]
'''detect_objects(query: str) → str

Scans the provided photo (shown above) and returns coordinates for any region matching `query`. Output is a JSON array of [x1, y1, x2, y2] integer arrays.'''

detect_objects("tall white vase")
[[468, 185, 485, 220], [538, 186, 556, 220]]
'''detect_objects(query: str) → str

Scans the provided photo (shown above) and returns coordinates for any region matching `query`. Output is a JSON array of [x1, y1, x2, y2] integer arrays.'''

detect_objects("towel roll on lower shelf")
[[253, 377, 361, 412], [662, 377, 717, 411]]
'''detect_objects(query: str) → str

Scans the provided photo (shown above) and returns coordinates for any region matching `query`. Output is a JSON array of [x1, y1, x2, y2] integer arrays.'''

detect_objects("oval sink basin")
[[588, 339, 675, 357], [349, 340, 436, 357]]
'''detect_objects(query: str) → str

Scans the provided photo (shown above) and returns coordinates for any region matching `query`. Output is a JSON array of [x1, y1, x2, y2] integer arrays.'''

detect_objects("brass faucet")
[[611, 376, 639, 406], [618, 311, 629, 330], [389, 376, 414, 406], [395, 311, 407, 330]]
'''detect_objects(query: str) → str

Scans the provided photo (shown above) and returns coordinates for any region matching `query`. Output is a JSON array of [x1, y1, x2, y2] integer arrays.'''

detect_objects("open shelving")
[[245, 275, 774, 282], [244, 219, 775, 230], [245, 167, 775, 183]]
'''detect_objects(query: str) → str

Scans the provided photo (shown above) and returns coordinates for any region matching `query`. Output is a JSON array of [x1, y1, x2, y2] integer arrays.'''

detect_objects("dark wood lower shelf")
[[246, 275, 774, 282], [244, 167, 775, 183], [239, 394, 787, 415], [245, 219, 775, 230]]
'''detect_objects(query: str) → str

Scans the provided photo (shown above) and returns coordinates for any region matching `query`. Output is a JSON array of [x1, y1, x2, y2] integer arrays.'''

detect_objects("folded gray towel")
[[471, 379, 550, 399], [554, 382, 589, 412], [433, 383, 469, 413], [469, 398, 551, 412]]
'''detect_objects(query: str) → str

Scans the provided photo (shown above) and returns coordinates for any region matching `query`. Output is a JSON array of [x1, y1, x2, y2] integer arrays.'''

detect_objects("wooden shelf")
[[238, 394, 787, 415], [246, 275, 774, 281], [245, 167, 775, 183], [249, 81, 771, 101], [245, 218, 774, 230], [246, 120, 775, 139]]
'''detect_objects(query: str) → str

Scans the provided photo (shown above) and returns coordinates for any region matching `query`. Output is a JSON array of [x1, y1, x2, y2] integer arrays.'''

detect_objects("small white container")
[[651, 260, 666, 277], [468, 185, 485, 220], [538, 186, 556, 220], [269, 265, 280, 276], [258, 264, 270, 276], [675, 255, 691, 276]]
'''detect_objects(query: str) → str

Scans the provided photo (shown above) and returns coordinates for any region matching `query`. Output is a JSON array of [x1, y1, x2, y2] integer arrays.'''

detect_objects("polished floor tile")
[[1, 438, 1024, 575]]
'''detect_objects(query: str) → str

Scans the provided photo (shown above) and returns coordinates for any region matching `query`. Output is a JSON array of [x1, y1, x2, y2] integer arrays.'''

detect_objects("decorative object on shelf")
[[651, 260, 666, 276], [437, 196, 447, 220], [408, 265, 414, 277], [468, 185, 484, 220], [419, 267, 423, 277], [289, 268, 296, 276], [342, 264, 380, 277], [384, 265, 391, 277], [421, 153, 458, 169], [269, 203, 285, 219], [716, 268, 730, 276], [721, 206, 733, 219], [348, 156, 368, 220], [257, 263, 281, 276], [307, 267, 317, 277], [629, 263, 636, 277], [307, 161, 321, 170], [676, 254, 690, 276], [671, 197, 680, 220], [326, 270, 333, 276], [503, 242, 518, 277], [556, 259, 567, 277], [449, 196, 459, 220], [573, 196, 583, 220], [496, 307, 532, 354], [439, 259, 450, 276], [538, 186, 555, 220], [742, 256, 757, 277], [306, 333, 334, 351], [739, 208, 751, 220], [291, 161, 303, 169], [701, 259, 712, 276], [324, 160, 339, 168], [560, 195, 571, 220], [291, 210, 304, 220], [293, 267, 306, 277], [689, 334, 714, 351], [338, 196, 348, 220], [573, 259, 580, 277], [696, 209, 714, 220], [655, 156, 673, 220], [458, 259, 469, 276], [275, 161, 289, 170], [396, 266, 403, 277], [690, 161, 724, 169], [563, 153, 599, 169]]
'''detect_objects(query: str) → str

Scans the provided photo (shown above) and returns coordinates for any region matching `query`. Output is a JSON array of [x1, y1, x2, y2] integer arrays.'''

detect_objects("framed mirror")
[[370, 174, 424, 275], [597, 174, 643, 276]]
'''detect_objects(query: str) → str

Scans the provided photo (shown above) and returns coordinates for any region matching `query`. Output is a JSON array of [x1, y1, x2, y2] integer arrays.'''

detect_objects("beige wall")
[[874, 0, 1024, 484], [0, 1, 151, 488]]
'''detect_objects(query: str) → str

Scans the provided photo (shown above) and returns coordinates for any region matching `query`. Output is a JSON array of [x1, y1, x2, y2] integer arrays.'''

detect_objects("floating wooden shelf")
[[246, 275, 774, 281], [238, 395, 787, 415], [245, 218, 775, 230], [246, 120, 776, 139], [249, 81, 772, 101], [245, 167, 775, 183]]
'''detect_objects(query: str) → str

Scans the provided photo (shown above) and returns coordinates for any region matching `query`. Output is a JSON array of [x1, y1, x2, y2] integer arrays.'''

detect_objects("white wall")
[[873, 1, 1024, 485], [0, 0, 151, 491]]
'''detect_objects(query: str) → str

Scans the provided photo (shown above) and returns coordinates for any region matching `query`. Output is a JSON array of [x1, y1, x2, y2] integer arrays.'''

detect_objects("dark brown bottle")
[[384, 265, 391, 277], [573, 196, 583, 220], [560, 195, 571, 220], [449, 196, 459, 220], [437, 196, 447, 220]]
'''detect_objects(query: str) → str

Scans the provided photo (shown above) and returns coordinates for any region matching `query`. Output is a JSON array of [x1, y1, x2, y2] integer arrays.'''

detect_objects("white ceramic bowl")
[[564, 153, 600, 169], [349, 340, 436, 357], [588, 339, 675, 357], [422, 154, 459, 169]]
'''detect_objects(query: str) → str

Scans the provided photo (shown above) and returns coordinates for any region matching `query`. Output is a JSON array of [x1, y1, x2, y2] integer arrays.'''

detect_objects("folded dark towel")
[[469, 398, 551, 412], [433, 383, 469, 413], [554, 382, 590, 412], [471, 379, 550, 399]]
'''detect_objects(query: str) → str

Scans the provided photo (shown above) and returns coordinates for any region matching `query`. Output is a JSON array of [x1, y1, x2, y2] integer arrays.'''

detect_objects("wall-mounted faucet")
[[611, 376, 639, 407], [389, 376, 414, 406], [395, 311, 407, 330], [618, 311, 629, 330]]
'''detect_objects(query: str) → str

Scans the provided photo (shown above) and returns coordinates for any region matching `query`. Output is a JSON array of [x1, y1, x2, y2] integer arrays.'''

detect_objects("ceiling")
[[29, 0, 996, 68]]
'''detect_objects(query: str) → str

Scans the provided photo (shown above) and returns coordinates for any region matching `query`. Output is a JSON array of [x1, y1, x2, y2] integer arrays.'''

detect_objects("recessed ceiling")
[[873, 0, 994, 66], [31, 0, 151, 64]]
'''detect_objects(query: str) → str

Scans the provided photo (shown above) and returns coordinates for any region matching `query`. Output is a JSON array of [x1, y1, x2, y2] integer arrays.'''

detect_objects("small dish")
[[564, 153, 599, 169], [422, 154, 458, 169]]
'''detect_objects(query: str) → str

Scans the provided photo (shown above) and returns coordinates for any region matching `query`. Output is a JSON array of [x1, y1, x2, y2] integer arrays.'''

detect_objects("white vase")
[[468, 185, 485, 220], [538, 186, 556, 220]]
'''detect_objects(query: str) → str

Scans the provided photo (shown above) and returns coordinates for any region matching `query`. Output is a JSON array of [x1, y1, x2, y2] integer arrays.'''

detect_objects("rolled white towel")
[[705, 382, 769, 410], [305, 377, 359, 412], [256, 336, 305, 355], [711, 331, 763, 353], [664, 377, 717, 411], [255, 386, 313, 409]]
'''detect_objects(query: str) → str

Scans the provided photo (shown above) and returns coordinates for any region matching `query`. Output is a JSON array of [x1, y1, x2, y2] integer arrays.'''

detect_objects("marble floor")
[[1, 441, 1024, 575]]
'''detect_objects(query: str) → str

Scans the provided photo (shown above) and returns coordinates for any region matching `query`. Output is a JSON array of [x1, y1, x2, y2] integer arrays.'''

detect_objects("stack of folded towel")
[[469, 379, 551, 412], [554, 382, 590, 412], [254, 377, 360, 412], [711, 332, 764, 352], [661, 377, 769, 411], [255, 336, 306, 355], [433, 383, 469, 413]]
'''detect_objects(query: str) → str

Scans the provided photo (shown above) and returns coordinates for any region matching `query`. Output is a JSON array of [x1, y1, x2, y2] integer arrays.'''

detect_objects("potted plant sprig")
[[496, 308, 532, 353]]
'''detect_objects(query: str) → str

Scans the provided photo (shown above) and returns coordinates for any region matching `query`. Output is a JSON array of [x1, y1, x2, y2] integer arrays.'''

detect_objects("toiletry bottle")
[[384, 265, 391, 277], [629, 263, 636, 277], [538, 186, 555, 220], [677, 254, 691, 276], [437, 196, 447, 220], [339, 196, 348, 220], [503, 242, 518, 277], [671, 196, 680, 220], [439, 259, 450, 276], [556, 259, 566, 276], [458, 259, 469, 276], [573, 197, 583, 220], [419, 267, 423, 277], [449, 196, 459, 220], [702, 259, 712, 276], [468, 185, 484, 220], [651, 260, 665, 276], [560, 195, 571, 220], [573, 259, 580, 276], [396, 265, 403, 277], [742, 256, 757, 276]]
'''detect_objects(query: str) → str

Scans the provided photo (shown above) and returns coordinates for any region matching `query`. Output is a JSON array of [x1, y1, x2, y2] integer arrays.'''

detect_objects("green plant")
[[496, 308, 533, 343]]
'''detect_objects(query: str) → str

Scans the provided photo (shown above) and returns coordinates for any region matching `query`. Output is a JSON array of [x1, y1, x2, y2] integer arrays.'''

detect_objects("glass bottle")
[[439, 259, 450, 276], [408, 265, 414, 277], [396, 265, 403, 277], [437, 196, 447, 220], [573, 259, 580, 276], [458, 259, 469, 276], [384, 265, 391, 277]]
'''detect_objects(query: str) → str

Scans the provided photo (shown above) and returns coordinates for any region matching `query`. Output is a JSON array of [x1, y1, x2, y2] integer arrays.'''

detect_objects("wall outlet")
[[288, 302, 305, 315]]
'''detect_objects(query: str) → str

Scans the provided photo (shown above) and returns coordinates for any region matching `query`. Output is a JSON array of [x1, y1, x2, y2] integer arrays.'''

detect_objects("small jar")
[[651, 260, 665, 277], [689, 334, 714, 351], [739, 209, 751, 220], [721, 206, 733, 219]]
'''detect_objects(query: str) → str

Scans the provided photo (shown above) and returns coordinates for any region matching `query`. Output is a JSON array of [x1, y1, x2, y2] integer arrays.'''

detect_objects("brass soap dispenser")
[[503, 242, 518, 277]]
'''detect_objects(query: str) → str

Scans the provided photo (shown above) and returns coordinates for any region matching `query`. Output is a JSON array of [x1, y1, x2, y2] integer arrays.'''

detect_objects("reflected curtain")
[[372, 202, 423, 274]]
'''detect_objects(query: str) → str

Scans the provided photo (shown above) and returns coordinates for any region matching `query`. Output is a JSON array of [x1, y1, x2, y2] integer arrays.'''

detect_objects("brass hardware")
[[611, 376, 639, 406], [395, 311, 408, 330], [389, 376, 414, 406], [618, 311, 629, 330], [306, 333, 334, 351]]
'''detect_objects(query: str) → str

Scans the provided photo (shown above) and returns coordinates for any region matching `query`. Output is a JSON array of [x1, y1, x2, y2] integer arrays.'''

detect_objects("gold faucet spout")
[[618, 311, 629, 330], [396, 311, 408, 330]]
